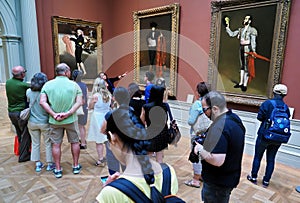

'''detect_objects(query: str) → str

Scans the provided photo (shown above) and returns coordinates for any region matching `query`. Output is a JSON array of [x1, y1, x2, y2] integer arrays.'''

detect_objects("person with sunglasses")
[[194, 91, 246, 203], [6, 66, 31, 162]]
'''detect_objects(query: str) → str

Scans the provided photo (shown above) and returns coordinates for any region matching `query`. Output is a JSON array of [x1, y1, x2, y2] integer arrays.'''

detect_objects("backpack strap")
[[165, 102, 174, 121], [160, 163, 171, 196], [270, 99, 287, 110], [108, 164, 172, 202], [108, 178, 151, 203]]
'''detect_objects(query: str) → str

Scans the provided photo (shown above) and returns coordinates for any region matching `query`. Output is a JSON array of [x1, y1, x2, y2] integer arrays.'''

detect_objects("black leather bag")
[[168, 119, 181, 146]]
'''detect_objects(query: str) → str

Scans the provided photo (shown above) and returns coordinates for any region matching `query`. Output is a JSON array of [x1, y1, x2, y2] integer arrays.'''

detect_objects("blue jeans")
[[202, 182, 233, 203], [251, 136, 281, 182]]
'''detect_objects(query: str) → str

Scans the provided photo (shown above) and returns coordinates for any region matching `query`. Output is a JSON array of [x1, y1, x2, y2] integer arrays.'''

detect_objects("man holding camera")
[[193, 91, 245, 203]]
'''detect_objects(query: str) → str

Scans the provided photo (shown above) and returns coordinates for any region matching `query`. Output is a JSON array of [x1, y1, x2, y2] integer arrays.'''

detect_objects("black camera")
[[188, 135, 206, 163]]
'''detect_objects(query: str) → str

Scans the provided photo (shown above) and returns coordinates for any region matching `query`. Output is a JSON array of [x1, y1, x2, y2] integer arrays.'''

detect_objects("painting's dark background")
[[218, 4, 276, 97], [139, 14, 172, 85]]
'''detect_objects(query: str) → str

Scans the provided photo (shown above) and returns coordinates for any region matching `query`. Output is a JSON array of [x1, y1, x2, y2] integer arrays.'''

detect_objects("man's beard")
[[210, 113, 215, 121]]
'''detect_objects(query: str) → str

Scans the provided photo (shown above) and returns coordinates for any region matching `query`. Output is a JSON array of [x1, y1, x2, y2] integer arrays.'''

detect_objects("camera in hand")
[[188, 134, 206, 163]]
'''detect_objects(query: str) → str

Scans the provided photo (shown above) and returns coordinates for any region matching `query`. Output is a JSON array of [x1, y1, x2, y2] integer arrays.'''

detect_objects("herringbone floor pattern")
[[1, 84, 300, 202]]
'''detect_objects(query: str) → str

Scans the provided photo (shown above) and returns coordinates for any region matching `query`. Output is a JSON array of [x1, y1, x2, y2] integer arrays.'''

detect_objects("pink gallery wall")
[[106, 0, 211, 101], [35, 0, 300, 119]]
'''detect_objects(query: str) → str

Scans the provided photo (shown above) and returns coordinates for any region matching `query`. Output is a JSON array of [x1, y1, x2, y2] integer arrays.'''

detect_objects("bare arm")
[[140, 107, 146, 126], [67, 94, 82, 115], [194, 143, 226, 167], [40, 93, 58, 118], [100, 120, 107, 134], [88, 94, 97, 110], [40, 93, 82, 121]]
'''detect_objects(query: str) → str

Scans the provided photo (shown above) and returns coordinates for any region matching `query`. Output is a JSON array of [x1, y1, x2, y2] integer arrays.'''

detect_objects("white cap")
[[273, 84, 288, 95]]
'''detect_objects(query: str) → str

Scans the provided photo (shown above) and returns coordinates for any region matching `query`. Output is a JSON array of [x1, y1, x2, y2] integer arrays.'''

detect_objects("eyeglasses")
[[203, 107, 211, 112], [22, 70, 27, 73]]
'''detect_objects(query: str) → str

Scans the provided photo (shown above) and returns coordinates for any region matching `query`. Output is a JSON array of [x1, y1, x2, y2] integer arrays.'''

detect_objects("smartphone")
[[100, 175, 109, 184]]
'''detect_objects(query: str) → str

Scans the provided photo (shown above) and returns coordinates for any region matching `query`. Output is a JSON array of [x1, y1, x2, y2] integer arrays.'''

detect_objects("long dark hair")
[[106, 108, 164, 202], [148, 85, 165, 104]]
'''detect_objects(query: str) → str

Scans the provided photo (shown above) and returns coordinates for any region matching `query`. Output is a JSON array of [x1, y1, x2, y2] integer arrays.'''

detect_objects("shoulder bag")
[[192, 112, 212, 135], [166, 103, 181, 146], [20, 94, 39, 121]]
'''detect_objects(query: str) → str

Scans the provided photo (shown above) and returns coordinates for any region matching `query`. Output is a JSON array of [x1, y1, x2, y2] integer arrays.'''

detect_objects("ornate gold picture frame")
[[133, 3, 180, 96], [52, 16, 102, 84], [208, 0, 291, 106]]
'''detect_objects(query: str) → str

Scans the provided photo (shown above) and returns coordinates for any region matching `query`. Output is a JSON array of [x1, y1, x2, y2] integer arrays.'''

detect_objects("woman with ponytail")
[[96, 106, 178, 203]]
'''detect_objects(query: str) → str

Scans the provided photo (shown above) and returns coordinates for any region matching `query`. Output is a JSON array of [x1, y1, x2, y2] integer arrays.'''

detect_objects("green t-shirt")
[[6, 78, 30, 112], [41, 76, 82, 125]]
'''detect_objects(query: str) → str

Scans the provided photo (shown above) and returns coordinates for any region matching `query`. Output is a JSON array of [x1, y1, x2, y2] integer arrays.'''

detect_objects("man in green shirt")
[[40, 63, 83, 178], [6, 66, 31, 162]]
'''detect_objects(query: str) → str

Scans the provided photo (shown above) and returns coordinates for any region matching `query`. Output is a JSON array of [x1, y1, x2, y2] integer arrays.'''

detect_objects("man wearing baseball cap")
[[247, 84, 290, 188]]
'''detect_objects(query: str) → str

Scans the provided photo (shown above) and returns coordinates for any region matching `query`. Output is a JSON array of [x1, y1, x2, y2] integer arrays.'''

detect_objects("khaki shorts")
[[49, 121, 80, 144]]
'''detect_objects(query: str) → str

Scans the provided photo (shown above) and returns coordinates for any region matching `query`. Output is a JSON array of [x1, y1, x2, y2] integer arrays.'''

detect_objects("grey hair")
[[55, 63, 70, 75]]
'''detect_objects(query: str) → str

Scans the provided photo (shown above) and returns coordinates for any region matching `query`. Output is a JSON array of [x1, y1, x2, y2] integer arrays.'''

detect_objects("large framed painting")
[[133, 3, 180, 96], [52, 16, 102, 84], [208, 0, 291, 106]]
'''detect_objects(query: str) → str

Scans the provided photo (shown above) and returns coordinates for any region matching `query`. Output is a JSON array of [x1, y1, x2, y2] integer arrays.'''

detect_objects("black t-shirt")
[[201, 110, 245, 188]]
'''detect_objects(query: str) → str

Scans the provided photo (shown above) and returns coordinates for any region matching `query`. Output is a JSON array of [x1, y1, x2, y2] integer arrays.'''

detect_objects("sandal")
[[184, 179, 200, 188], [95, 159, 106, 167]]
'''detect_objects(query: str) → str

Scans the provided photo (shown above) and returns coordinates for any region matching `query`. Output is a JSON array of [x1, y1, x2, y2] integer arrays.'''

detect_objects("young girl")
[[97, 107, 178, 202], [87, 78, 111, 166]]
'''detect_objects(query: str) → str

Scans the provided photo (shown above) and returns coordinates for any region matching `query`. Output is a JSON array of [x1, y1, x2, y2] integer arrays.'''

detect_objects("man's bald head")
[[12, 66, 26, 78]]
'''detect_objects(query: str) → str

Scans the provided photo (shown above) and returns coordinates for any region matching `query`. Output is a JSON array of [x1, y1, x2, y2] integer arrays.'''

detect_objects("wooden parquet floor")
[[1, 85, 300, 202]]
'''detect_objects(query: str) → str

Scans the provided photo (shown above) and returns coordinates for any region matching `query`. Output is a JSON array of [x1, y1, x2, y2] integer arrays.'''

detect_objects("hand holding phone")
[[100, 176, 108, 184], [101, 172, 121, 186]]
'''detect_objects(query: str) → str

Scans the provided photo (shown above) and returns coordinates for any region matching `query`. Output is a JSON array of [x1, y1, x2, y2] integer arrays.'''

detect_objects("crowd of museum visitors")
[[5, 63, 298, 202]]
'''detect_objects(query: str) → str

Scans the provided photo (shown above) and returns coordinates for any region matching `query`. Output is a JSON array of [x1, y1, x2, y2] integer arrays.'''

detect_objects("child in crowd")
[[87, 78, 111, 166]]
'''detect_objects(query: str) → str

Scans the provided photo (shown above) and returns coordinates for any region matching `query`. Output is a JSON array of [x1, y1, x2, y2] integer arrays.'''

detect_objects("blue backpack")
[[264, 100, 291, 143], [108, 163, 185, 203]]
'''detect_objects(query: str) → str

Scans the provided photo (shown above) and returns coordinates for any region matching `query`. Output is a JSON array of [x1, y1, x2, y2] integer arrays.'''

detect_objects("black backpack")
[[264, 100, 291, 143], [108, 163, 185, 203]]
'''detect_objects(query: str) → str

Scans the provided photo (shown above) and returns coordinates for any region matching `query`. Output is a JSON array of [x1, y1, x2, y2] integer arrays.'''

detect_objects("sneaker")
[[73, 164, 82, 174], [35, 162, 44, 172], [262, 180, 269, 188], [53, 169, 63, 178], [46, 163, 56, 171], [247, 175, 257, 185]]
